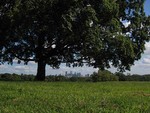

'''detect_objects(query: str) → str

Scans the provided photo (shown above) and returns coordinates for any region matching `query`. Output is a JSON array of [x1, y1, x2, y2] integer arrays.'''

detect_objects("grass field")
[[0, 81, 150, 113]]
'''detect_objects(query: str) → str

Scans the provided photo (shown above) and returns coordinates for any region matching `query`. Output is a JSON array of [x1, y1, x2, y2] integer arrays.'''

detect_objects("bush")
[[91, 72, 100, 82], [20, 74, 35, 81], [46, 75, 68, 82], [55, 75, 67, 81], [115, 72, 126, 81], [91, 70, 118, 82], [69, 77, 89, 82], [0, 73, 21, 81], [0, 73, 35, 81]]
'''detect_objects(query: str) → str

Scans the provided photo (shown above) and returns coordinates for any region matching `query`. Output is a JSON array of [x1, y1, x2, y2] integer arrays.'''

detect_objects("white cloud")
[[15, 66, 29, 70], [144, 42, 150, 55], [0, 64, 16, 73], [0, 65, 7, 69], [123, 21, 131, 28], [145, 42, 150, 48], [142, 58, 150, 64], [29, 61, 36, 65]]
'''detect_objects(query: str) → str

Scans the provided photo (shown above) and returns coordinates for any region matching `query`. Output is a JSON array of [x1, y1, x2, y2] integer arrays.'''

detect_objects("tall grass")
[[0, 81, 150, 113]]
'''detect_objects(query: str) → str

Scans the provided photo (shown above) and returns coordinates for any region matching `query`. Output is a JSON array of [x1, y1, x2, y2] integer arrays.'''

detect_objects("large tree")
[[0, 0, 150, 80]]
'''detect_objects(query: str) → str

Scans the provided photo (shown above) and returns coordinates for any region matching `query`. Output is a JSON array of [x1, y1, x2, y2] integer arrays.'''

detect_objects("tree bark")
[[35, 60, 46, 81]]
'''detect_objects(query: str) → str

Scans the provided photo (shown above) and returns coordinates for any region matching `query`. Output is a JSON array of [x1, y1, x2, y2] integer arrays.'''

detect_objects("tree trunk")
[[35, 60, 46, 81]]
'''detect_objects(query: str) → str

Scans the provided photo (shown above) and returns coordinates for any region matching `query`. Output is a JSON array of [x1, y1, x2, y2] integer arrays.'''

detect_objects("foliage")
[[91, 70, 119, 82], [115, 72, 126, 81], [0, 73, 21, 81], [0, 73, 34, 81], [0, 0, 150, 80], [0, 73, 150, 82], [90, 72, 100, 82], [126, 74, 150, 81], [45, 75, 67, 82], [20, 74, 35, 81], [115, 73, 150, 81], [69, 76, 91, 82]]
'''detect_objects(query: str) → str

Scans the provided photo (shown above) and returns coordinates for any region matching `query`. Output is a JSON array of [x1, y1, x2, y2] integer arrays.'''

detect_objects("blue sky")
[[0, 0, 150, 75], [145, 0, 150, 15]]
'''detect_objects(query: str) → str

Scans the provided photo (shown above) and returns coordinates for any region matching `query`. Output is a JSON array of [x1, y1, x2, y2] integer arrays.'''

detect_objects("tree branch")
[[15, 56, 35, 62]]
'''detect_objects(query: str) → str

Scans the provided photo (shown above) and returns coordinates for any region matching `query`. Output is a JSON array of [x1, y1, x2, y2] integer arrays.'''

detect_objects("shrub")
[[115, 72, 126, 81], [20, 74, 35, 81], [0, 73, 21, 81], [91, 70, 118, 82]]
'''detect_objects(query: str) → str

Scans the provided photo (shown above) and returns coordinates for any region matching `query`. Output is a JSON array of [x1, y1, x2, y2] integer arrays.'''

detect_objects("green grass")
[[0, 81, 150, 113]]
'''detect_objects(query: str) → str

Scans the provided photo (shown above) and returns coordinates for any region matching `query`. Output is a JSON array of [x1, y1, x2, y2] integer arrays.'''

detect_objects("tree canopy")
[[0, 0, 150, 80]]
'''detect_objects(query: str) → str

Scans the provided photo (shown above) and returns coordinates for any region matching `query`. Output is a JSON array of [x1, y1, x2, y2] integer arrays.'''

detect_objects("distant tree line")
[[0, 73, 35, 81], [90, 71, 150, 82], [0, 71, 150, 82], [115, 72, 150, 81], [0, 73, 91, 82]]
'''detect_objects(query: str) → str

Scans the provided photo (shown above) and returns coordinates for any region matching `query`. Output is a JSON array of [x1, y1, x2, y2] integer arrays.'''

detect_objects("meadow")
[[0, 81, 150, 113]]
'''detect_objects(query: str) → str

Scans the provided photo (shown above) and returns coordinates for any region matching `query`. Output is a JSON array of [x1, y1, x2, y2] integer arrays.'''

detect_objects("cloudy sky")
[[0, 0, 150, 75]]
